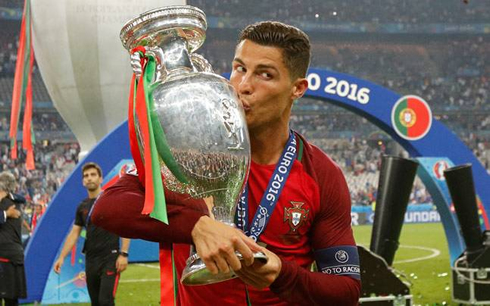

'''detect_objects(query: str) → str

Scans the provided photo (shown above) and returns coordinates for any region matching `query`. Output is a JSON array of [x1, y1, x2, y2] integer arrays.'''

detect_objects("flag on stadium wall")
[[9, 0, 35, 170]]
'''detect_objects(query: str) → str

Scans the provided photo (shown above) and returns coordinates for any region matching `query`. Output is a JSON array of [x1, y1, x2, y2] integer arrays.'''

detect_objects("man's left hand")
[[235, 247, 282, 289], [116, 255, 129, 273]]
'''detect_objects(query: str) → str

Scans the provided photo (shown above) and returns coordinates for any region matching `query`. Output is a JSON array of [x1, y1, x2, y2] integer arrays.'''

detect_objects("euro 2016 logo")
[[433, 160, 450, 181]]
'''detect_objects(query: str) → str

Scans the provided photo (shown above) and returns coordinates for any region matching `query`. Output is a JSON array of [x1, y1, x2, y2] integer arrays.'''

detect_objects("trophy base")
[[181, 251, 268, 286]]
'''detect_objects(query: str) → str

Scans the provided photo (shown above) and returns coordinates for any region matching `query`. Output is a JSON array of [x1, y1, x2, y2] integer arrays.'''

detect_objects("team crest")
[[284, 201, 309, 233]]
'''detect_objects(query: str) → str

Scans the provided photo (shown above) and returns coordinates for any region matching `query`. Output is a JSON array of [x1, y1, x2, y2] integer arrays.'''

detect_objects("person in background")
[[0, 171, 27, 306], [53, 162, 130, 306]]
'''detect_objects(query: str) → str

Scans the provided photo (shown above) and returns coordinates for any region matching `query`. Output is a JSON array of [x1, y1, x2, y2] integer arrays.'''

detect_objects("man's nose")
[[237, 73, 253, 95]]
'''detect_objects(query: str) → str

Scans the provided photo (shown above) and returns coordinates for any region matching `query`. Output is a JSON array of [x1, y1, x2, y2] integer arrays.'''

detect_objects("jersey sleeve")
[[269, 140, 361, 305], [0, 199, 9, 224], [0, 210, 5, 224], [74, 203, 84, 227], [90, 174, 209, 244]]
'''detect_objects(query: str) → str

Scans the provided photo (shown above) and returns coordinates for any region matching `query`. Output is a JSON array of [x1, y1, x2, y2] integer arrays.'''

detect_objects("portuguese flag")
[[392, 96, 432, 140], [9, 0, 35, 170]]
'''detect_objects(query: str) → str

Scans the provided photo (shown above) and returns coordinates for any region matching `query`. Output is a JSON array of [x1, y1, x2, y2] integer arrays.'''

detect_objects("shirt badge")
[[284, 201, 309, 233]]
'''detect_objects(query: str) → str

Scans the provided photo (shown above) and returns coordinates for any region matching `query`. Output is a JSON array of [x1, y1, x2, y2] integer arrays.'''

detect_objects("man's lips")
[[241, 101, 251, 111]]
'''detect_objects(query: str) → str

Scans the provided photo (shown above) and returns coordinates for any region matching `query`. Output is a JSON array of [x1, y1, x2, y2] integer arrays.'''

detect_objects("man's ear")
[[291, 78, 309, 100]]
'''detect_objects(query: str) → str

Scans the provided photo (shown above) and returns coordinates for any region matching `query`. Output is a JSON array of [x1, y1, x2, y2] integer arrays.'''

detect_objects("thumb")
[[241, 233, 262, 253]]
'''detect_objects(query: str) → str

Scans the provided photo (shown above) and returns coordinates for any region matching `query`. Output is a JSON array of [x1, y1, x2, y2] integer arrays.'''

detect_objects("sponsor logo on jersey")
[[391, 95, 432, 141], [284, 201, 309, 233]]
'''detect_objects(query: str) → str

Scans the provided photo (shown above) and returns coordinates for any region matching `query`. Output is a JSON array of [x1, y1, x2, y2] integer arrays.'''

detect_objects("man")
[[30, 203, 45, 232], [53, 162, 130, 306], [0, 172, 26, 306], [92, 21, 360, 305]]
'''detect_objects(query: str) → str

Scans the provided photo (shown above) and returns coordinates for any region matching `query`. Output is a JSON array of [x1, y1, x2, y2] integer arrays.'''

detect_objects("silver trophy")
[[120, 5, 267, 285]]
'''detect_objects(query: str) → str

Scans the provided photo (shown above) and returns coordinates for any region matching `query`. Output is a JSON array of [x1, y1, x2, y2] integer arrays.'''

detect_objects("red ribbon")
[[159, 244, 176, 306], [22, 41, 35, 170], [128, 46, 148, 185], [9, 0, 28, 159]]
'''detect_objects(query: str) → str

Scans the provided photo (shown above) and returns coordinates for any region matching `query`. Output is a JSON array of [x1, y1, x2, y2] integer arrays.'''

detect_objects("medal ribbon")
[[236, 131, 297, 242]]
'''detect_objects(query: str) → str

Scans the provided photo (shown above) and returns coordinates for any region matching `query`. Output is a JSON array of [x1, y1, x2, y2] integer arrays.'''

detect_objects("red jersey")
[[92, 132, 361, 305]]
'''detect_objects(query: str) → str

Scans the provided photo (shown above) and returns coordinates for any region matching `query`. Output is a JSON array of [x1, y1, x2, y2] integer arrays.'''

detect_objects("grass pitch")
[[34, 222, 456, 305], [354, 223, 455, 306]]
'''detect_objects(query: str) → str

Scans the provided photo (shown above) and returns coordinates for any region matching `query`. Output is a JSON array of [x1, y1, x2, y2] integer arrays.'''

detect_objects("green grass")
[[28, 223, 457, 305], [115, 263, 161, 305], [354, 223, 456, 306]]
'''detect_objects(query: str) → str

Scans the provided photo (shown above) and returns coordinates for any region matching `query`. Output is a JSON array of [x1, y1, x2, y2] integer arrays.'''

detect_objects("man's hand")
[[191, 216, 261, 275], [235, 247, 282, 289], [116, 255, 129, 273], [53, 257, 64, 274], [6, 205, 21, 219]]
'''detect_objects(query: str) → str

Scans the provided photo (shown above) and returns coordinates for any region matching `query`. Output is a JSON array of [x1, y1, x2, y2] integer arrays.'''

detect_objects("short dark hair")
[[82, 162, 102, 177], [238, 21, 311, 80]]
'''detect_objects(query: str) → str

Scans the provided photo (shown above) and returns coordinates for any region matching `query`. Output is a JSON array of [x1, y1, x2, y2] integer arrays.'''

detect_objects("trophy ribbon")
[[128, 48, 168, 223]]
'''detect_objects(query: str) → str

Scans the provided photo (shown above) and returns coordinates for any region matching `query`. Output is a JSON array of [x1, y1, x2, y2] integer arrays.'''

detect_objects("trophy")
[[120, 5, 267, 285]]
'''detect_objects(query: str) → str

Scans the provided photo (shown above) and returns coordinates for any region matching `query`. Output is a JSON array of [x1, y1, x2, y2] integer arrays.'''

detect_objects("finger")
[[243, 235, 263, 253], [199, 248, 219, 275], [213, 254, 231, 274], [234, 234, 255, 267], [119, 264, 126, 273], [222, 248, 242, 272], [201, 257, 219, 275]]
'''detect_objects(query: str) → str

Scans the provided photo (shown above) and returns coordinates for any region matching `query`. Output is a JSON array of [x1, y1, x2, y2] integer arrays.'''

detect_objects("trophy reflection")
[[120, 5, 267, 285]]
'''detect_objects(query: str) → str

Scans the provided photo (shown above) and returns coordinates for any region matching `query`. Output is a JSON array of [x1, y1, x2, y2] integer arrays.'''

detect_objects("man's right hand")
[[53, 258, 64, 274], [191, 216, 261, 275], [6, 205, 21, 219]]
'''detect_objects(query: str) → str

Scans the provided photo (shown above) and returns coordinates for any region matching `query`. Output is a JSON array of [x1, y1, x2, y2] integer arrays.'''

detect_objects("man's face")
[[82, 168, 102, 192], [230, 40, 301, 132]]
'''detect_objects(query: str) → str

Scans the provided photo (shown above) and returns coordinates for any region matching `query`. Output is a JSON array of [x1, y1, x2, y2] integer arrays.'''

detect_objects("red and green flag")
[[9, 0, 35, 170], [392, 95, 432, 141]]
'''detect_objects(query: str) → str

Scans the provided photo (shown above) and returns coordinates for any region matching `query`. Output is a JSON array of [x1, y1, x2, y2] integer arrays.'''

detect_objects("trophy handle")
[[182, 245, 268, 286], [190, 53, 214, 73]]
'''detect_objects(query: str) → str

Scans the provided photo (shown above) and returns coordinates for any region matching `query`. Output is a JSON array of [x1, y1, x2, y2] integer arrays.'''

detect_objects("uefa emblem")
[[335, 250, 349, 263]]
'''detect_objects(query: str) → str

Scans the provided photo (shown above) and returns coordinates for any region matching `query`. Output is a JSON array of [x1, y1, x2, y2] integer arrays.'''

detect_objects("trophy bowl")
[[121, 5, 267, 286]]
